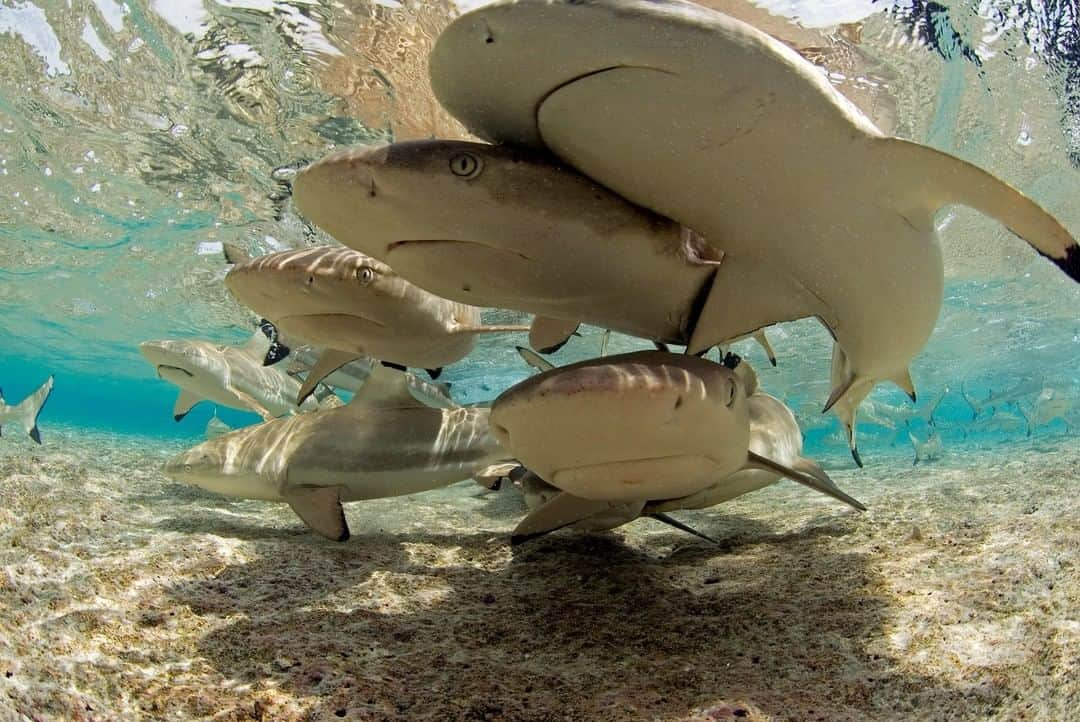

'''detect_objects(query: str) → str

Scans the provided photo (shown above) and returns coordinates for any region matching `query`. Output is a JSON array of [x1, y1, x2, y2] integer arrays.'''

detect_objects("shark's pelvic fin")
[[173, 389, 202, 422], [889, 367, 917, 403], [515, 346, 555, 373], [297, 349, 362, 406], [283, 486, 349, 541], [752, 330, 778, 367], [529, 317, 580, 354], [473, 462, 522, 491], [511, 491, 616, 545], [744, 451, 866, 511]]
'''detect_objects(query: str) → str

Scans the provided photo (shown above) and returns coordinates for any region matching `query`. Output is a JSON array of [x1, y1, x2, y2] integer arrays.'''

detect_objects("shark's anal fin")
[[426, 368, 443, 380], [745, 451, 867, 512], [173, 390, 202, 422], [298, 349, 362, 406], [283, 486, 349, 541], [529, 317, 580, 354], [687, 256, 832, 356], [875, 136, 1080, 284], [511, 491, 616, 545], [515, 346, 555, 373]]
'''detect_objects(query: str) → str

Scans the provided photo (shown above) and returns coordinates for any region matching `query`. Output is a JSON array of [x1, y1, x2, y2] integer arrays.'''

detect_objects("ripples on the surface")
[[0, 0, 1076, 451]]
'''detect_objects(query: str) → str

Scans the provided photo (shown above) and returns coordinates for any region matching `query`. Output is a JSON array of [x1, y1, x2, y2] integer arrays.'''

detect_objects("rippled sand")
[[1, 427, 1076, 721]]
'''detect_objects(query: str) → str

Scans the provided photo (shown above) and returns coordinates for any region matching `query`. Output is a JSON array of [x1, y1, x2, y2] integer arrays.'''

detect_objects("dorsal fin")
[[347, 363, 436, 410]]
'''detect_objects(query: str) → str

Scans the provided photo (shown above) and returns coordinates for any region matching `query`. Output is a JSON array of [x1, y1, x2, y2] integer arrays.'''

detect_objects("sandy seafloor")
[[0, 426, 1076, 722]]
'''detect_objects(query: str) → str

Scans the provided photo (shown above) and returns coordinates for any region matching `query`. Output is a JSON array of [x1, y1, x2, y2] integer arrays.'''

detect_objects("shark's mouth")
[[386, 239, 531, 261], [157, 365, 194, 379]]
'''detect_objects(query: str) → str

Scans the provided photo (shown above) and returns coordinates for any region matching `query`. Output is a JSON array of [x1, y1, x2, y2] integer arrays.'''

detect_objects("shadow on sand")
[[159, 506, 1010, 721]]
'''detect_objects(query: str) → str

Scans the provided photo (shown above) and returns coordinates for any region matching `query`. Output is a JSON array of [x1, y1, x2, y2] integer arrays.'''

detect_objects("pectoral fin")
[[173, 390, 202, 422], [745, 451, 866, 511], [511, 491, 618, 545], [516, 346, 555, 373], [529, 317, 580, 354], [298, 349, 362, 406], [645, 512, 722, 545], [283, 486, 349, 541]]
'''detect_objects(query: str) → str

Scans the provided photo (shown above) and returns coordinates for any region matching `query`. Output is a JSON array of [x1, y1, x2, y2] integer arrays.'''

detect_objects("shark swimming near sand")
[[139, 332, 331, 421]]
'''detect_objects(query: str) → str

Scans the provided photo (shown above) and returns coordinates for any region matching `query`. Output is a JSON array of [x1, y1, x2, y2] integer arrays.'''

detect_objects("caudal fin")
[[878, 137, 1080, 283], [7, 376, 54, 444]]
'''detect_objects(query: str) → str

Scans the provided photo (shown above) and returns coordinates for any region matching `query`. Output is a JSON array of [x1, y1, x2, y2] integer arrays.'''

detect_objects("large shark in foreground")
[[427, 0, 1080, 466], [293, 140, 778, 361], [0, 376, 54, 444], [489, 351, 864, 543], [139, 333, 328, 421], [164, 364, 512, 540]]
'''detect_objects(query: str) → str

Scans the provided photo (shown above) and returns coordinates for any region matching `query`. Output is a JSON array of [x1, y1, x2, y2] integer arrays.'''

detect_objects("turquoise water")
[[1, 3, 1078, 720], [0, 0, 1076, 459]]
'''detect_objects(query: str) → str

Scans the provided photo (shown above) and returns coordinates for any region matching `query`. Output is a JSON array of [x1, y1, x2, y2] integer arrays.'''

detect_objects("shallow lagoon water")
[[1, 0, 1079, 719]]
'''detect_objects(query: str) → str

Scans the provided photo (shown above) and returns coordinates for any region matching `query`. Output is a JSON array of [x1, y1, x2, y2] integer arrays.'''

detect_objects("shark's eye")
[[449, 153, 482, 179], [357, 266, 376, 285], [184, 464, 192, 473]]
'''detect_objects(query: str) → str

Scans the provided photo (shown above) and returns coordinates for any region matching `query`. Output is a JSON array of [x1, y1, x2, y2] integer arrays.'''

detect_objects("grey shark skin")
[[429, 0, 1080, 465], [224, 245, 528, 399], [491, 351, 864, 542], [0, 376, 54, 444], [164, 364, 510, 541], [292, 140, 730, 351], [286, 345, 454, 409], [139, 333, 325, 421]]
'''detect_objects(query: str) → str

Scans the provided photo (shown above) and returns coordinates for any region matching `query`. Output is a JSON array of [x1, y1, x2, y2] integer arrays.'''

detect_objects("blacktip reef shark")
[[0, 376, 54, 444], [139, 332, 330, 421], [164, 363, 513, 541], [489, 350, 863, 544], [223, 244, 529, 403], [428, 0, 1080, 466], [285, 345, 455, 409], [292, 140, 776, 363], [505, 348, 850, 542]]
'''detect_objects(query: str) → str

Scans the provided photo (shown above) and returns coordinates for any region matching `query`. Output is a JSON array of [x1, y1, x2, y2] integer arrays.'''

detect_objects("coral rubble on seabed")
[[0, 426, 1076, 721]]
